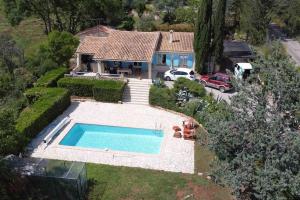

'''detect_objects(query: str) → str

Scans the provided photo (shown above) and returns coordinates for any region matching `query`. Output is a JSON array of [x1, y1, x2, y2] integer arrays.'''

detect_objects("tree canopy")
[[204, 43, 300, 199]]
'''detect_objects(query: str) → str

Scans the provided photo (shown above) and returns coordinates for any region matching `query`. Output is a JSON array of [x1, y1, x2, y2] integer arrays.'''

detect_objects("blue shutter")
[[173, 54, 180, 67], [152, 54, 157, 65], [187, 54, 193, 68], [166, 54, 172, 67]]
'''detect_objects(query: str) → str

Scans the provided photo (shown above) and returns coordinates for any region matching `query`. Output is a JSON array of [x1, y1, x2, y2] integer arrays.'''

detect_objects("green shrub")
[[93, 80, 125, 103], [155, 23, 194, 32], [57, 78, 95, 97], [149, 86, 178, 111], [174, 78, 206, 97], [16, 87, 71, 139], [35, 67, 68, 87], [58, 77, 126, 102]]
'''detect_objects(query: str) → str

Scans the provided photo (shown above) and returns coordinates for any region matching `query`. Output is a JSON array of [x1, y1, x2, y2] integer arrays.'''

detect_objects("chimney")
[[169, 30, 174, 44]]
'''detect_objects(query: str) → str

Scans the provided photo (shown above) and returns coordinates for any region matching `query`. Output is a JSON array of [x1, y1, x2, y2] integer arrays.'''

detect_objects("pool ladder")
[[154, 122, 162, 135]]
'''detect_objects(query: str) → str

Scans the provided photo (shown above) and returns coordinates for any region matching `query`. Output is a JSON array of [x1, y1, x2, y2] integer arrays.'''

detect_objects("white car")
[[164, 68, 195, 81], [234, 63, 253, 80]]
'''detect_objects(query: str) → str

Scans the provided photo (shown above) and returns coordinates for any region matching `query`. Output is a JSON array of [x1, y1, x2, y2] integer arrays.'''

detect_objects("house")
[[75, 28, 195, 79]]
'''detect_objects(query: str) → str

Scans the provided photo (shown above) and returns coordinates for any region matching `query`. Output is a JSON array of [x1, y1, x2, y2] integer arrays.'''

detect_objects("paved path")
[[204, 87, 236, 103], [282, 39, 300, 66]]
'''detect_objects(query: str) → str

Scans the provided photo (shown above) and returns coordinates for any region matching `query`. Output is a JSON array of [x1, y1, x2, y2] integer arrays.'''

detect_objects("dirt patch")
[[176, 181, 232, 200]]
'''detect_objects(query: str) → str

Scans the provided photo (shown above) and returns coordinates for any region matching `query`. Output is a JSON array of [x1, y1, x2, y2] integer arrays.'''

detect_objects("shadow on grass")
[[86, 179, 108, 200]]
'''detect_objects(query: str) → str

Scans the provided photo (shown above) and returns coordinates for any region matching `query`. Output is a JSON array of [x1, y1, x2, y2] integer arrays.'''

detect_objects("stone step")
[[122, 79, 151, 105], [123, 100, 149, 105], [123, 96, 149, 101], [123, 90, 149, 94], [127, 85, 151, 89]]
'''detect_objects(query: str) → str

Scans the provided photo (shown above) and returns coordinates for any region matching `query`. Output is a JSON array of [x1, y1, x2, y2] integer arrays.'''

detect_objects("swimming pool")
[[59, 123, 164, 154]]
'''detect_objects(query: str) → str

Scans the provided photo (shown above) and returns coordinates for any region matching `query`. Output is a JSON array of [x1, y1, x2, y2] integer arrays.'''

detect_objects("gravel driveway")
[[282, 39, 300, 67]]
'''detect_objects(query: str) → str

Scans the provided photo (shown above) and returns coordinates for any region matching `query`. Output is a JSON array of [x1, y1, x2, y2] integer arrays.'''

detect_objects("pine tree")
[[194, 0, 213, 74], [212, 0, 227, 63]]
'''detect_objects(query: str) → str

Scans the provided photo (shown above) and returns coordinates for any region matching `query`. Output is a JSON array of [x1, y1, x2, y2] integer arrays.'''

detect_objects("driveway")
[[282, 39, 300, 67], [204, 87, 236, 103], [165, 81, 236, 103]]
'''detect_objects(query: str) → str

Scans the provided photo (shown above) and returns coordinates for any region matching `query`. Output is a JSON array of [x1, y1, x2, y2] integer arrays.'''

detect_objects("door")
[[158, 54, 167, 65]]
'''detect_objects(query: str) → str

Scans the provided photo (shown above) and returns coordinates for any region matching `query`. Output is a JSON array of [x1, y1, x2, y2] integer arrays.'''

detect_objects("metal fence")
[[5, 156, 87, 200]]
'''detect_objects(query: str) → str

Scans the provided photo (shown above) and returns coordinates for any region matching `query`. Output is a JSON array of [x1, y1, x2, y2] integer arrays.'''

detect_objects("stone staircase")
[[123, 79, 152, 105]]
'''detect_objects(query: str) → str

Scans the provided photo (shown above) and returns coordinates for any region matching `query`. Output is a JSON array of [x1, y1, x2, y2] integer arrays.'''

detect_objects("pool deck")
[[28, 101, 194, 174]]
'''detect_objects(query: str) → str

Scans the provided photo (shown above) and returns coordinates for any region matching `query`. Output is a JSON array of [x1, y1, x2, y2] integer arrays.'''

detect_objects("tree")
[[3, 0, 127, 34], [0, 109, 23, 156], [212, 0, 227, 63], [28, 31, 79, 75], [194, 0, 213, 74], [136, 15, 156, 32], [235, 0, 273, 44], [204, 43, 300, 199], [272, 0, 300, 36], [0, 33, 24, 76]]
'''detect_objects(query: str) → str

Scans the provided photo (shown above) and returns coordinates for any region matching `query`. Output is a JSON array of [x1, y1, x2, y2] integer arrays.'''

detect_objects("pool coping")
[[51, 120, 169, 158], [29, 102, 194, 174]]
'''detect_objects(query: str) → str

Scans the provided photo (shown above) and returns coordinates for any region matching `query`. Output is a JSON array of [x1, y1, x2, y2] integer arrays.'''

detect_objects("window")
[[179, 55, 188, 67], [175, 71, 188, 75], [210, 76, 217, 80], [134, 62, 142, 66]]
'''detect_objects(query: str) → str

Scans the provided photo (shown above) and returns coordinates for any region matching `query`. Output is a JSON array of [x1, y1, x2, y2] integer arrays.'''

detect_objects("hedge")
[[149, 86, 178, 111], [173, 78, 206, 97], [58, 77, 126, 102], [16, 87, 71, 139], [93, 81, 126, 102], [35, 67, 68, 87]]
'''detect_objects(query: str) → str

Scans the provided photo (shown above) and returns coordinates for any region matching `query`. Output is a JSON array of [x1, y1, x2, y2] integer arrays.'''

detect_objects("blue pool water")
[[59, 123, 164, 154]]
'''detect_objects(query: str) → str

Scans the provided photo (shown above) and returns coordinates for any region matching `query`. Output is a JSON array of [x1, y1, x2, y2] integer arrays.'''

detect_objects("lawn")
[[86, 137, 232, 200], [87, 163, 232, 200], [0, 0, 47, 57]]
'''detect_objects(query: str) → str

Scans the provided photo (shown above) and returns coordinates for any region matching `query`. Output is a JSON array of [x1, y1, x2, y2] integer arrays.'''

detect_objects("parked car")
[[200, 73, 233, 93], [234, 63, 253, 80], [164, 68, 195, 81]]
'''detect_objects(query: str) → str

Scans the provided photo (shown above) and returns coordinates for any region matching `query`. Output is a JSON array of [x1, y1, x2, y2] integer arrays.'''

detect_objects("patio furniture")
[[173, 131, 182, 138], [117, 68, 132, 75], [172, 126, 181, 132]]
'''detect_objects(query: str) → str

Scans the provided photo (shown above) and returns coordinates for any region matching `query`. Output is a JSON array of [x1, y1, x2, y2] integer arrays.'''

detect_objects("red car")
[[199, 73, 233, 93]]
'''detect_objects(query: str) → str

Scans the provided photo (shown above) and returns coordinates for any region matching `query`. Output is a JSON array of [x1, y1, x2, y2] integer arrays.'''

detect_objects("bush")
[[93, 81, 125, 103], [174, 78, 206, 97], [155, 23, 194, 32], [16, 87, 71, 139], [58, 77, 126, 102], [149, 86, 177, 111], [35, 67, 68, 87], [57, 78, 95, 97]]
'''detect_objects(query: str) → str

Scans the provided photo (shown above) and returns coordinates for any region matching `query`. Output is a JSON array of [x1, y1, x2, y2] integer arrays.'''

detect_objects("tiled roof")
[[157, 32, 194, 53], [94, 31, 160, 62], [76, 36, 106, 55], [76, 28, 195, 62], [76, 25, 114, 41]]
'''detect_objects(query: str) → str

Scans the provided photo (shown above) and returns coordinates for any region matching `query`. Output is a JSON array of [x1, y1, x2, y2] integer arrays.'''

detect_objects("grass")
[[87, 164, 232, 200], [0, 0, 47, 57], [86, 130, 232, 200]]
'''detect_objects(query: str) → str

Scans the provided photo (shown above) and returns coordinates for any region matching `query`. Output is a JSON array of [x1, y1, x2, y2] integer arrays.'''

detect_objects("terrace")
[[28, 101, 194, 173]]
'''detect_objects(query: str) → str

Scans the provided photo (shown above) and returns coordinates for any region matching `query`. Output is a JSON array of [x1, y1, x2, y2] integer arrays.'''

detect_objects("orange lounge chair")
[[172, 125, 181, 132]]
